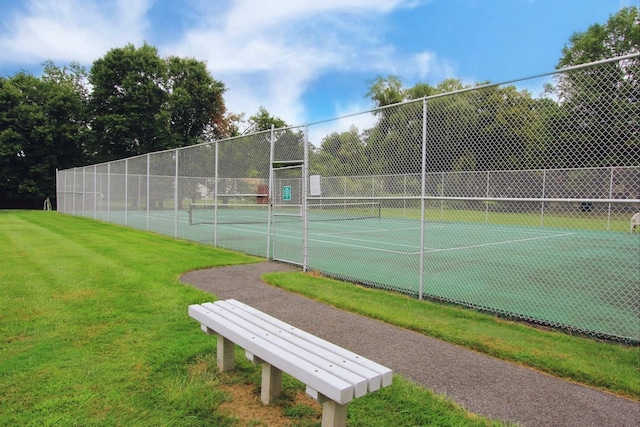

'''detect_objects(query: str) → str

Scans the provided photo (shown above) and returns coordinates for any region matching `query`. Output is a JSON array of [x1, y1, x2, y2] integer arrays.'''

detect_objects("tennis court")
[[57, 55, 640, 342], [115, 204, 635, 342]]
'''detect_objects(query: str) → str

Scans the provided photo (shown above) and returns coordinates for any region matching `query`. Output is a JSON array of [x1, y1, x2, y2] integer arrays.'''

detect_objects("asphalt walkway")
[[181, 261, 639, 427]]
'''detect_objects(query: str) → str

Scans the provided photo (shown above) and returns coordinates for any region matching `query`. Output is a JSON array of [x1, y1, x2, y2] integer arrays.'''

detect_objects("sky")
[[0, 0, 637, 128]]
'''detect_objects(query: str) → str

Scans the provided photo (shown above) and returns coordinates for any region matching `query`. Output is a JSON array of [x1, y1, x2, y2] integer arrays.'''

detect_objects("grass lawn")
[[263, 272, 640, 400], [1, 211, 508, 426]]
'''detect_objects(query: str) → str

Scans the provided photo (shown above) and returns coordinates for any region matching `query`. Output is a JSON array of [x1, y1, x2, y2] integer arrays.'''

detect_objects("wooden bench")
[[188, 299, 393, 427]]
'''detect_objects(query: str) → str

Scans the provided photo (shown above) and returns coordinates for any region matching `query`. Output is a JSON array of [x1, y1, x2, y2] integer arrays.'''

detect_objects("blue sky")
[[0, 0, 636, 127]]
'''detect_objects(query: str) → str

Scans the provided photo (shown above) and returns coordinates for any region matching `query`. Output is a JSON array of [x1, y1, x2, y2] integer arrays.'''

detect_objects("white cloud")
[[165, 0, 436, 125], [0, 0, 454, 126], [0, 0, 150, 64], [412, 51, 456, 82]]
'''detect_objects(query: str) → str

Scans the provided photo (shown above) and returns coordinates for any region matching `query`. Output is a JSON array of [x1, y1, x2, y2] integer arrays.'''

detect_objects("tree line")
[[0, 42, 285, 205], [310, 7, 639, 179], [1, 8, 638, 206]]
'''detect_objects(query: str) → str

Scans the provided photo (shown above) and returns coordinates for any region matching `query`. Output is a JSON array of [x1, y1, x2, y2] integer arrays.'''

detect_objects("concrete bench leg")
[[245, 352, 284, 405], [261, 363, 283, 404], [217, 335, 235, 372], [318, 394, 347, 427]]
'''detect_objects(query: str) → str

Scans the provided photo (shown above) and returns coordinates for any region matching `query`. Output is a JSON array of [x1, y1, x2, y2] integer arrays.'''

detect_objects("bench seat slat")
[[223, 299, 393, 387], [207, 300, 381, 394], [189, 303, 355, 404]]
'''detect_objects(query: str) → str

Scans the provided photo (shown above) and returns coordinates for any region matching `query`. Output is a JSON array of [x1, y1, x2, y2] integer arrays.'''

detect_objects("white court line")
[[307, 236, 422, 255], [218, 221, 576, 254], [314, 233, 421, 250], [213, 223, 421, 255], [424, 222, 565, 236], [316, 226, 420, 236], [424, 232, 575, 254]]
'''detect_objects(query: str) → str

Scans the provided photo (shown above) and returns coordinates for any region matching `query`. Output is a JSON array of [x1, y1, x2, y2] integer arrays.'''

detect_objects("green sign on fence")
[[282, 186, 292, 201]]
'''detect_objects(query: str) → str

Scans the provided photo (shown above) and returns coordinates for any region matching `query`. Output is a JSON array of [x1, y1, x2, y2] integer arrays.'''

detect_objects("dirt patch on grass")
[[217, 382, 321, 426]]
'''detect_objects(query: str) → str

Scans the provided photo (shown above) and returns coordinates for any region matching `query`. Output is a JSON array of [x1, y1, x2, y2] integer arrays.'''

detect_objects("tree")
[[89, 43, 167, 161], [89, 43, 228, 162], [247, 106, 288, 132], [314, 126, 368, 176], [165, 56, 227, 145], [366, 75, 405, 108], [550, 7, 639, 167], [0, 66, 88, 202], [559, 7, 639, 66]]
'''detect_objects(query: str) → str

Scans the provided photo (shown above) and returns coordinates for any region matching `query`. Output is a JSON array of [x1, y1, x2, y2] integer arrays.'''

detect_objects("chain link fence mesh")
[[57, 55, 639, 342]]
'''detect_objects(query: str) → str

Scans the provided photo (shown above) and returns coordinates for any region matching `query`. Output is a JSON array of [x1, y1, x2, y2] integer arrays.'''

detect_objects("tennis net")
[[188, 201, 381, 225], [307, 201, 381, 222]]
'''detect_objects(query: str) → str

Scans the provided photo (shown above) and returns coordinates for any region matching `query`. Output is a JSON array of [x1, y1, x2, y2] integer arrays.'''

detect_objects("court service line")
[[316, 226, 421, 237], [424, 231, 576, 254], [308, 236, 422, 255], [269, 224, 418, 249], [312, 232, 421, 250], [425, 222, 570, 237]]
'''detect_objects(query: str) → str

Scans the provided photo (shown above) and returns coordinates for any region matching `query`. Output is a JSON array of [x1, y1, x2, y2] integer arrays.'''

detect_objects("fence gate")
[[271, 164, 305, 266]]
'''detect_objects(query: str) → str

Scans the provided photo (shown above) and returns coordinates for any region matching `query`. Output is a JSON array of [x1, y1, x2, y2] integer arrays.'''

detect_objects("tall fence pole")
[[419, 98, 428, 300], [174, 149, 179, 239], [540, 169, 547, 227], [485, 171, 490, 223], [93, 166, 97, 219], [214, 143, 219, 247], [146, 154, 150, 231], [82, 168, 86, 217], [607, 166, 614, 231], [267, 125, 275, 260], [303, 125, 309, 272], [125, 159, 129, 226], [107, 163, 111, 223], [72, 168, 77, 216]]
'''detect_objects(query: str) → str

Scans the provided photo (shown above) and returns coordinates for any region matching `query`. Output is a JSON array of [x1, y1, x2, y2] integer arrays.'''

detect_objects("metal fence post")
[[303, 125, 309, 272], [125, 159, 128, 226], [214, 142, 219, 247], [174, 149, 179, 239], [267, 125, 275, 260], [419, 98, 428, 300], [107, 163, 111, 222], [146, 154, 150, 231]]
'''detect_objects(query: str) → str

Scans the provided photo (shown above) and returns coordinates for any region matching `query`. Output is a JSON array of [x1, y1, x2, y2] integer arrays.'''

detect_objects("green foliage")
[[0, 68, 88, 199], [248, 106, 288, 132], [0, 43, 230, 202], [314, 126, 367, 176], [551, 6, 640, 168], [89, 43, 227, 162], [313, 7, 639, 178], [366, 75, 405, 107], [559, 6, 639, 66]]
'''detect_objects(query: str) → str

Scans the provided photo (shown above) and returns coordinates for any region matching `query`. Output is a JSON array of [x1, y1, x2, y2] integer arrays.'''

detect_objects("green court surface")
[[95, 208, 639, 341]]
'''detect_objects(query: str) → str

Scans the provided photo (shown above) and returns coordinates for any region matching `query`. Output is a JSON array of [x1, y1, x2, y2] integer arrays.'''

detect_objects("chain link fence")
[[58, 55, 639, 342]]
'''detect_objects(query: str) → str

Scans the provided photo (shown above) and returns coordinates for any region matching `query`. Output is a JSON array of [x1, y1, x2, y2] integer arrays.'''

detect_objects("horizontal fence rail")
[[58, 55, 640, 343]]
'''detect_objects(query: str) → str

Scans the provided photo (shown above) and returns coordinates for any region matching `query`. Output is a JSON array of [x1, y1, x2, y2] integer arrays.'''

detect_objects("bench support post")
[[318, 394, 347, 427], [261, 363, 283, 404], [217, 335, 235, 372], [246, 353, 284, 404]]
